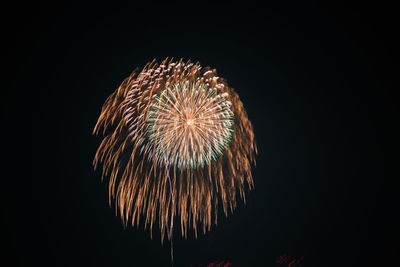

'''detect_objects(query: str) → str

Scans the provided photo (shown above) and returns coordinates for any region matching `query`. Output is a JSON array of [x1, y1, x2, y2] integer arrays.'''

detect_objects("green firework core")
[[146, 81, 234, 169]]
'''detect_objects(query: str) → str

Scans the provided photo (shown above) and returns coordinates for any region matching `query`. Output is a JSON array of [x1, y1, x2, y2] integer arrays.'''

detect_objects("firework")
[[93, 58, 256, 242]]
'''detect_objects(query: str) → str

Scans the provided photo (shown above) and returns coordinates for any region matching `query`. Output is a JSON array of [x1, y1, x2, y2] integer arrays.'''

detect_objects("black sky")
[[5, 2, 397, 267]]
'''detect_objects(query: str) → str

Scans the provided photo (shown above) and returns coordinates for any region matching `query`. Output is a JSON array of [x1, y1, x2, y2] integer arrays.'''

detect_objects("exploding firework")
[[93, 58, 256, 242]]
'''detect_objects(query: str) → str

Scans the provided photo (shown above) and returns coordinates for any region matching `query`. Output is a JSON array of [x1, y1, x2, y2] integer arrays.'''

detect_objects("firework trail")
[[93, 58, 256, 259]]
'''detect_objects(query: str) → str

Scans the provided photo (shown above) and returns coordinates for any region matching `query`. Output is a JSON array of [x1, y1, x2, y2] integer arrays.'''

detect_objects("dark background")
[[5, 2, 397, 267]]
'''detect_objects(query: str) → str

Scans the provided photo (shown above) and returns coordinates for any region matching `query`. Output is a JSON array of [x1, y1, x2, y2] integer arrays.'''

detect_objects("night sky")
[[5, 2, 396, 267]]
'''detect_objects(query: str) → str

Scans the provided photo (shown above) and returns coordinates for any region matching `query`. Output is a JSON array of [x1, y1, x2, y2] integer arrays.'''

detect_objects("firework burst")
[[93, 58, 256, 242]]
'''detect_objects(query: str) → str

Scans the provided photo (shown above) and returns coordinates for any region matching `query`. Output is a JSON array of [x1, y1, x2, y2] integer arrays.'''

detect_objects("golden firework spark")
[[93, 58, 257, 242]]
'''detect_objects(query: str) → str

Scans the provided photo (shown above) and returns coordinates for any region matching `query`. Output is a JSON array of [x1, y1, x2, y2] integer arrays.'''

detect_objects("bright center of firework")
[[147, 81, 234, 169], [186, 118, 194, 126]]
